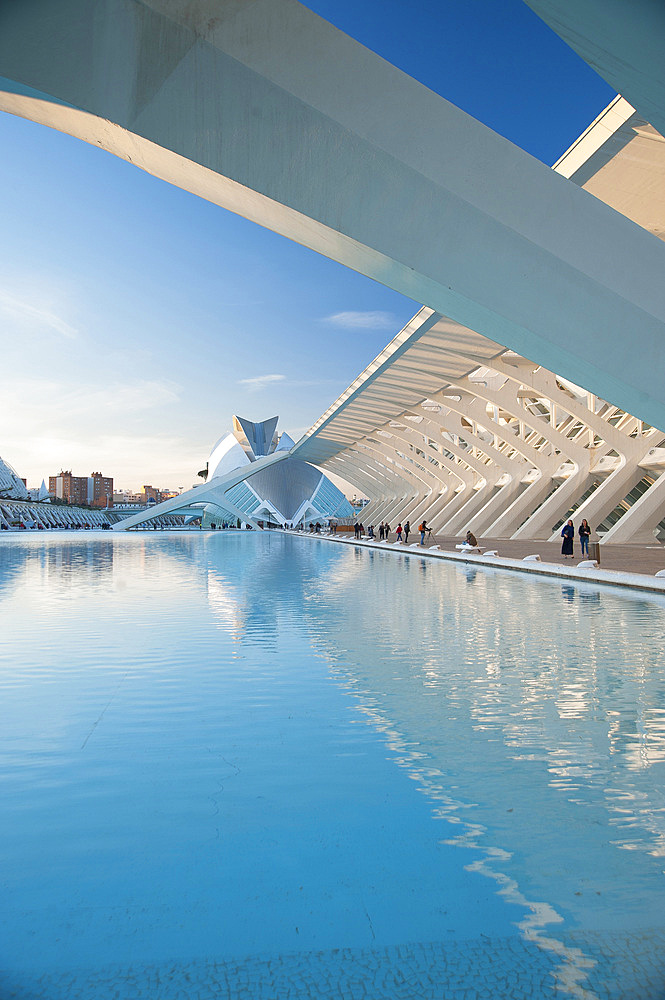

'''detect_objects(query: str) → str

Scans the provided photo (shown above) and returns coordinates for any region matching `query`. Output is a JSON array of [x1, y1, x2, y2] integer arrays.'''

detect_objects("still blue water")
[[1, 531, 664, 999]]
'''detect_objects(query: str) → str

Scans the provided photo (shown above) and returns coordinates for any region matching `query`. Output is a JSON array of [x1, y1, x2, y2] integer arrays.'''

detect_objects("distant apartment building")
[[143, 486, 179, 504], [112, 491, 142, 505], [143, 485, 162, 504], [49, 471, 113, 508], [91, 472, 113, 507], [112, 486, 179, 506]]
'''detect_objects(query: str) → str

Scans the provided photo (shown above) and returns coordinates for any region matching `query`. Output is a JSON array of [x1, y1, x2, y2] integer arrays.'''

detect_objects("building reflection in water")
[[0, 536, 115, 599], [3, 531, 664, 992], [297, 543, 665, 988], [203, 531, 326, 651]]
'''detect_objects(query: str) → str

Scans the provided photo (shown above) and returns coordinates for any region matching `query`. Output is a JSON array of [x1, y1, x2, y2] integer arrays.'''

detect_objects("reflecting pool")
[[1, 531, 664, 998]]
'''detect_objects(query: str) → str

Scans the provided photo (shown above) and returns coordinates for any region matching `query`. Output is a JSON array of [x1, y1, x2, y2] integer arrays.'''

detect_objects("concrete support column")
[[601, 472, 665, 544], [459, 480, 522, 536], [548, 463, 652, 541], [511, 468, 588, 539]]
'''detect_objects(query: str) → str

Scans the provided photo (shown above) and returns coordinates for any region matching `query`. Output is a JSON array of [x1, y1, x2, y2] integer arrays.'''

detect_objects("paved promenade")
[[429, 534, 665, 577], [298, 529, 665, 596]]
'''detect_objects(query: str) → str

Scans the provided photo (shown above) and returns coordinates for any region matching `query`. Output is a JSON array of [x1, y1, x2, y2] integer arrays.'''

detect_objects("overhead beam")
[[0, 0, 665, 426], [2, 1, 665, 430], [524, 0, 665, 140]]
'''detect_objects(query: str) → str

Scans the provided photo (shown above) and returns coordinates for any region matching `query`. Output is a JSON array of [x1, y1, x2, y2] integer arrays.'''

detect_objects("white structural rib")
[[294, 309, 507, 465], [293, 308, 665, 541]]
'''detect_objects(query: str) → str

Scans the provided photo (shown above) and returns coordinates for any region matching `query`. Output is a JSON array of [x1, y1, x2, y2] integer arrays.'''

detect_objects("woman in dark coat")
[[579, 518, 591, 557], [561, 519, 574, 558]]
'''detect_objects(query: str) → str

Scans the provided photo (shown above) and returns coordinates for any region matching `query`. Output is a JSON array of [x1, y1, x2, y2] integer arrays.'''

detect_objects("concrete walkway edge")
[[287, 531, 665, 597]]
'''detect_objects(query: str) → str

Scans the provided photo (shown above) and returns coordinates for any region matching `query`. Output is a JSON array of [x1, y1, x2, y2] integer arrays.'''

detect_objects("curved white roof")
[[207, 434, 250, 482], [0, 456, 28, 500]]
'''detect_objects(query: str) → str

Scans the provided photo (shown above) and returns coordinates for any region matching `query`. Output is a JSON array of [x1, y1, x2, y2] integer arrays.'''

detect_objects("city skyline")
[[0, 1, 614, 491]]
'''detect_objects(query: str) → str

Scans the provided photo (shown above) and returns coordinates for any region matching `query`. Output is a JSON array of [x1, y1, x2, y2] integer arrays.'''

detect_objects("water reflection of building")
[[204, 531, 324, 645], [295, 545, 665, 956], [0, 537, 116, 598]]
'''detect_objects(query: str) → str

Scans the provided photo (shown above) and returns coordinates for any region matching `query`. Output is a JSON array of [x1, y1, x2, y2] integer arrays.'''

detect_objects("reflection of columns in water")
[[297, 549, 665, 905], [298, 558, 600, 989], [204, 533, 328, 646], [206, 568, 246, 639], [0, 538, 117, 590]]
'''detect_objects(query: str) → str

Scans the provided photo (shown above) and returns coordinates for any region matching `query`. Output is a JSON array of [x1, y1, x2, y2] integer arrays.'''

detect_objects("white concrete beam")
[[3, 1, 665, 426], [601, 472, 665, 544], [524, 0, 665, 141]]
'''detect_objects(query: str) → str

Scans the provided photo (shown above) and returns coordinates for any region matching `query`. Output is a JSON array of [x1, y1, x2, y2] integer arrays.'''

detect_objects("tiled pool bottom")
[[1, 531, 665, 999], [8, 930, 665, 1000]]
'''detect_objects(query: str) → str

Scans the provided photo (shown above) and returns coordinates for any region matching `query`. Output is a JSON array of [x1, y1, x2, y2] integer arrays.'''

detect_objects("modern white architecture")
[[0, 498, 110, 530], [0, 456, 28, 501], [290, 95, 665, 544], [293, 307, 665, 543], [1, 6, 665, 543], [114, 416, 353, 530]]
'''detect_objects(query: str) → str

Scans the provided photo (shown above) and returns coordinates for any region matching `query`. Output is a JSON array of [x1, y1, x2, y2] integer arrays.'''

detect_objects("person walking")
[[384, 523, 391, 541], [561, 519, 575, 559], [379, 522, 385, 540], [579, 518, 591, 557], [403, 520, 410, 544], [353, 521, 360, 539], [396, 523, 403, 541]]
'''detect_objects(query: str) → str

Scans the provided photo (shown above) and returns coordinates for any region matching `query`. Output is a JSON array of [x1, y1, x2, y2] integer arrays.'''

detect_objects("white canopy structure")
[[2, 5, 664, 543], [293, 306, 665, 543], [0, 456, 29, 501], [291, 96, 665, 543]]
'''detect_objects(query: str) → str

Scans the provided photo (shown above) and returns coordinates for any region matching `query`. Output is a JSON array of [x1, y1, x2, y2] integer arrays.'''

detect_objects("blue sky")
[[0, 1, 614, 492]]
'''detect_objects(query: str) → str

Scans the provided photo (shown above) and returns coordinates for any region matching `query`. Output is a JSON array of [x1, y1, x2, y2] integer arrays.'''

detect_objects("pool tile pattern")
[[6, 931, 665, 999]]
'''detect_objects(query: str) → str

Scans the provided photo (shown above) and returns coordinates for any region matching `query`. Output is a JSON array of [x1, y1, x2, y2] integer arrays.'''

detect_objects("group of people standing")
[[352, 516, 593, 560], [346, 515, 595, 562], [377, 520, 411, 542], [350, 520, 434, 544], [561, 518, 592, 559], [354, 521, 412, 541]]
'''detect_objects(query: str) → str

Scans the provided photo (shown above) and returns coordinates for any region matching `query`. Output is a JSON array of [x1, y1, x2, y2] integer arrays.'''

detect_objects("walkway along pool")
[[1, 531, 664, 998]]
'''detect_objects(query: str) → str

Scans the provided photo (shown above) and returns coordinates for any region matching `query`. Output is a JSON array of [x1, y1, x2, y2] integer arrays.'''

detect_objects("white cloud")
[[0, 288, 78, 339], [321, 310, 397, 330], [288, 378, 338, 388], [237, 374, 286, 391]]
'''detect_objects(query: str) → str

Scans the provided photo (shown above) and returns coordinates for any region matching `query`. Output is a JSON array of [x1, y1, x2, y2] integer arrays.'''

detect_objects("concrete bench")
[[455, 542, 484, 554]]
